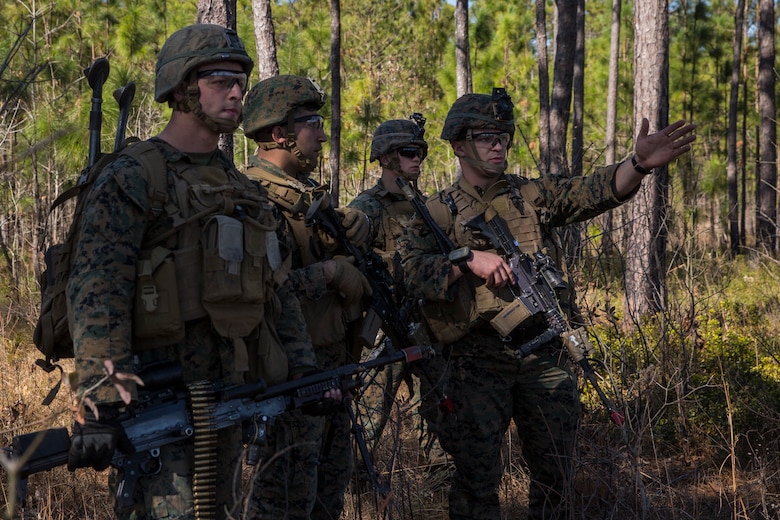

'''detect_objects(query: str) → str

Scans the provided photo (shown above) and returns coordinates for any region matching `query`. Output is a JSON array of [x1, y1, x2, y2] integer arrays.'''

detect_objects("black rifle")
[[467, 212, 568, 352], [3, 346, 430, 509], [396, 177, 457, 255], [305, 193, 422, 353], [304, 193, 452, 433], [467, 211, 624, 425]]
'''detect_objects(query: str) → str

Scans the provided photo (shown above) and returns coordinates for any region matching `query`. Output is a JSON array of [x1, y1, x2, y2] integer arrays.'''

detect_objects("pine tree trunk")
[[198, 0, 237, 157], [454, 0, 471, 96], [549, 0, 575, 176], [536, 0, 550, 173], [251, 0, 281, 81], [602, 0, 622, 256], [756, 0, 777, 253], [727, 0, 745, 255], [625, 0, 669, 316], [329, 0, 342, 205]]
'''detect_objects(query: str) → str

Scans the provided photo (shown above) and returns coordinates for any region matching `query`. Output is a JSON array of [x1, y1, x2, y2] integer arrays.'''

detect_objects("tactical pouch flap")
[[133, 246, 185, 346]]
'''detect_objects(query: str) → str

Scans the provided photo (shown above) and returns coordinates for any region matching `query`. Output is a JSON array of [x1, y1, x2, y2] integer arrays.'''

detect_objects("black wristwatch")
[[448, 246, 473, 273]]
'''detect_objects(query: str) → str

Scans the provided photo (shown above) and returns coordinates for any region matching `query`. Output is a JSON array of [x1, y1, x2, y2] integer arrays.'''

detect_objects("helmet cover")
[[370, 114, 428, 162], [154, 24, 253, 103], [243, 75, 327, 139], [440, 88, 515, 141]]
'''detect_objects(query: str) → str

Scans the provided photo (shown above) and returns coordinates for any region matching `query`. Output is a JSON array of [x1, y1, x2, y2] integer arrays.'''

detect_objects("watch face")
[[449, 246, 471, 263]]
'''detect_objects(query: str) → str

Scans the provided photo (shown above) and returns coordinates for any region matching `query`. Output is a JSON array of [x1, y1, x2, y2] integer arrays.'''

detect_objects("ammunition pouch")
[[419, 278, 476, 345], [133, 246, 185, 348], [489, 298, 533, 338]]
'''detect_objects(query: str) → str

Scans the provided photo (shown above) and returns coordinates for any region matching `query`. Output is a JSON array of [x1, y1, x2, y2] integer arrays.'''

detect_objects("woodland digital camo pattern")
[[438, 331, 580, 520], [243, 74, 326, 139], [369, 118, 429, 161], [349, 179, 413, 254], [439, 92, 515, 141], [348, 179, 447, 457], [154, 24, 253, 103], [399, 93, 632, 517], [244, 156, 355, 520], [67, 138, 315, 517]]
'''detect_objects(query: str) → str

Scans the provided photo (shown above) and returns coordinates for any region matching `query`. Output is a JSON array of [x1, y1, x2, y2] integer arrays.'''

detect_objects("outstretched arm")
[[614, 118, 696, 198]]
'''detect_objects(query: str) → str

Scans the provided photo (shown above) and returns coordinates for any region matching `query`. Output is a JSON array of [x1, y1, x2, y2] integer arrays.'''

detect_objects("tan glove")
[[336, 207, 370, 249], [318, 226, 339, 252], [326, 256, 373, 306]]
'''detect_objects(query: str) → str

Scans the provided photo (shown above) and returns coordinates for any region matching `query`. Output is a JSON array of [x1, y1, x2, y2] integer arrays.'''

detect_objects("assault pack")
[[33, 58, 167, 381]]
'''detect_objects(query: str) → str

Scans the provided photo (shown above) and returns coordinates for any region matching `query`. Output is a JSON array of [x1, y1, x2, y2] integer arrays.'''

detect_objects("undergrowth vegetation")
[[2, 251, 780, 519]]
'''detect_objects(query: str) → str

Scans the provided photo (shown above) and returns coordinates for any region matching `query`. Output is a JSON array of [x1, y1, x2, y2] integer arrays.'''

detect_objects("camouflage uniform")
[[348, 117, 446, 460], [67, 25, 316, 519], [398, 91, 637, 520], [243, 75, 369, 520]]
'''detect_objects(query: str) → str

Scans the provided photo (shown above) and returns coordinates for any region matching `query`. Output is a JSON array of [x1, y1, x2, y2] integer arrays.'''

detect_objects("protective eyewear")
[[196, 69, 248, 93], [397, 146, 424, 159], [293, 114, 326, 131], [471, 132, 511, 148]]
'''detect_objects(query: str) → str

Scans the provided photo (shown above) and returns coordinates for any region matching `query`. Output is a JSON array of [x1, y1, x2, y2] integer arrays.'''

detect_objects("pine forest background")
[[3, 0, 780, 519]]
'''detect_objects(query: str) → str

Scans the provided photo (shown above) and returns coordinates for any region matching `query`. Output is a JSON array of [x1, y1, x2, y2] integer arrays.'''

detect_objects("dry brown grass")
[[4, 315, 780, 519], [5, 365, 780, 519]]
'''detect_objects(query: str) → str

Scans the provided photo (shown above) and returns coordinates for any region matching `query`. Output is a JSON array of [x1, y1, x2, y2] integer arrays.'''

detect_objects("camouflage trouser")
[[247, 345, 353, 520], [311, 347, 353, 520], [247, 409, 324, 519], [110, 426, 243, 520], [113, 321, 247, 519], [437, 331, 581, 520], [358, 339, 449, 462]]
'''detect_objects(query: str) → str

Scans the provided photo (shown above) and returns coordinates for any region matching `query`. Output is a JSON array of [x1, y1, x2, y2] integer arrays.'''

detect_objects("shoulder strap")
[[49, 141, 168, 217], [120, 140, 168, 216], [247, 164, 313, 215], [425, 186, 457, 234], [506, 175, 541, 205]]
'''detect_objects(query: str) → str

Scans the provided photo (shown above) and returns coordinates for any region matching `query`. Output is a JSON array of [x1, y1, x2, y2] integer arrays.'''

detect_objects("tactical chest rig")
[[362, 184, 416, 253], [246, 161, 348, 348], [422, 175, 572, 345], [361, 184, 418, 281], [135, 147, 285, 381]]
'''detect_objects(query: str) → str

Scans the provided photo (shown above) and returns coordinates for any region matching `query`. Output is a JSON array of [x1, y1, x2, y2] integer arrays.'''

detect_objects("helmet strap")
[[172, 80, 239, 134], [382, 153, 403, 175], [462, 131, 507, 175], [287, 137, 318, 173], [284, 113, 318, 173], [256, 134, 317, 174]]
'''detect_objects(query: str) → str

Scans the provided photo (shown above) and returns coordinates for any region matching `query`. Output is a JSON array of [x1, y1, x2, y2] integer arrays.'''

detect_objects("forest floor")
[[4, 360, 780, 520]]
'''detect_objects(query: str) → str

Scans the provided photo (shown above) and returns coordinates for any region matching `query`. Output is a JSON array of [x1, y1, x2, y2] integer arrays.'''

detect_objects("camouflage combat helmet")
[[440, 87, 515, 142], [370, 114, 428, 162], [154, 24, 254, 103], [243, 75, 327, 140]]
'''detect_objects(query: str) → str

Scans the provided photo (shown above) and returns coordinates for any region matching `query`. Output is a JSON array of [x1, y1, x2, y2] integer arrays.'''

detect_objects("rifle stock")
[[3, 346, 430, 508]]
